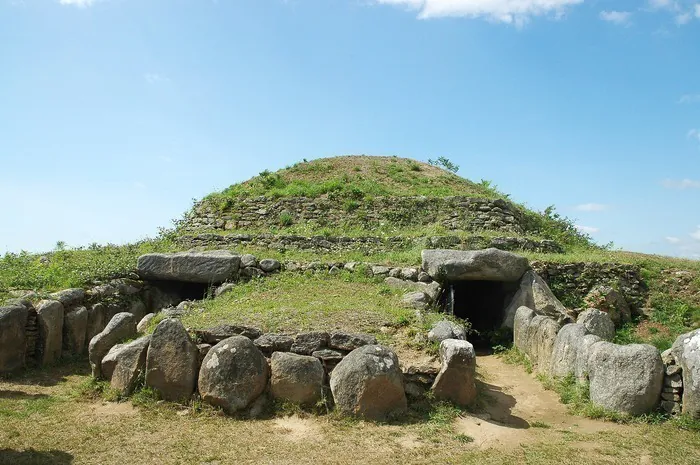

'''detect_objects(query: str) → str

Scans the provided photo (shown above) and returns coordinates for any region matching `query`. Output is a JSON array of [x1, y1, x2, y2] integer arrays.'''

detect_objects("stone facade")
[[532, 261, 648, 314], [182, 196, 529, 234]]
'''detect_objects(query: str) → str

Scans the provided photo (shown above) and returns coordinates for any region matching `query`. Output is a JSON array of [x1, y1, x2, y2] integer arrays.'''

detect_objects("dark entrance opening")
[[144, 280, 211, 312], [441, 280, 518, 350]]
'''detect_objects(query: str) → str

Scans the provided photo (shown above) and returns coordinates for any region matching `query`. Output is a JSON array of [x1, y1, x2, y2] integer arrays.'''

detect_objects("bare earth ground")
[[1, 356, 699, 465]]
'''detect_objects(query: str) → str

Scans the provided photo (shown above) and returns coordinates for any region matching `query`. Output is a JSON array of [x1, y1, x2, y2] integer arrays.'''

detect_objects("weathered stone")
[[584, 286, 631, 326], [49, 288, 85, 308], [0, 305, 28, 372], [401, 291, 430, 310], [214, 283, 235, 297], [513, 306, 561, 372], [254, 333, 294, 355], [197, 343, 212, 366], [195, 324, 263, 344], [241, 267, 264, 279], [312, 349, 345, 371], [588, 342, 663, 415], [400, 268, 419, 281], [291, 332, 329, 355], [671, 329, 700, 418], [137, 250, 241, 284], [513, 306, 536, 353], [240, 254, 258, 268], [371, 265, 390, 277], [270, 352, 324, 405], [417, 271, 431, 283], [427, 320, 467, 343], [431, 339, 477, 406], [664, 373, 683, 388], [101, 336, 150, 395], [503, 270, 572, 328], [329, 332, 377, 352], [421, 248, 529, 282], [128, 300, 148, 322], [145, 318, 198, 402], [137, 313, 156, 333], [576, 309, 615, 341], [86, 303, 107, 344], [198, 336, 269, 413], [63, 306, 88, 356], [88, 312, 137, 378], [666, 365, 682, 376], [36, 300, 64, 365], [549, 323, 588, 377], [330, 345, 407, 421], [574, 334, 603, 381], [259, 258, 281, 273]]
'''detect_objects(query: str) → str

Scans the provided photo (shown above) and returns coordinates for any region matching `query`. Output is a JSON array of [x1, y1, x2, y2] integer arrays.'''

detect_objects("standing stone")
[[431, 339, 477, 406], [549, 324, 589, 377], [129, 300, 148, 322], [198, 336, 269, 413], [671, 329, 700, 418], [503, 270, 573, 329], [588, 342, 664, 415], [513, 306, 536, 353], [330, 345, 407, 420], [36, 300, 64, 365], [63, 306, 88, 356], [574, 334, 603, 381], [270, 352, 324, 405], [401, 291, 430, 310], [145, 318, 199, 402], [88, 312, 137, 378], [101, 335, 150, 395], [577, 309, 615, 341], [86, 303, 107, 343], [0, 305, 28, 373]]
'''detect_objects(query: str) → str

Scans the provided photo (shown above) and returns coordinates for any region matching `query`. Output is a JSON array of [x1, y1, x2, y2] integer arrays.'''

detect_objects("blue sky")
[[1, 0, 699, 258]]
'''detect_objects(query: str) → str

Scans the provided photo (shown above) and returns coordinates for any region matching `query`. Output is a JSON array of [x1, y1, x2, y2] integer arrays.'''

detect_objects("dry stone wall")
[[183, 196, 529, 234]]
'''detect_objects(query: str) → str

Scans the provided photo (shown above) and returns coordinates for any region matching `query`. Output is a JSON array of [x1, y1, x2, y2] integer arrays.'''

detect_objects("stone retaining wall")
[[178, 233, 563, 254], [183, 196, 529, 234]]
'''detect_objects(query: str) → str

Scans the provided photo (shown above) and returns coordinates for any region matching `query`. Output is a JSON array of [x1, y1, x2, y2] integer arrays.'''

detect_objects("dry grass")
[[1, 362, 699, 465]]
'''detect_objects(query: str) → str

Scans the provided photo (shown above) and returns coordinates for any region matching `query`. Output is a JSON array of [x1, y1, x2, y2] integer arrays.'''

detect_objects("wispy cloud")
[[600, 10, 632, 25], [666, 236, 682, 244], [679, 94, 700, 104], [696, 4, 700, 17], [647, 0, 679, 11], [375, 0, 583, 25], [574, 203, 609, 212], [691, 226, 700, 241], [59, 0, 96, 7], [661, 178, 700, 189], [144, 73, 170, 84], [688, 129, 700, 143], [576, 225, 599, 234], [675, 12, 693, 24]]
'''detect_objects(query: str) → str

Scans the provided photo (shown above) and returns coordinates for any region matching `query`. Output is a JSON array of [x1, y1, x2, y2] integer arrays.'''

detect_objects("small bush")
[[279, 211, 294, 226]]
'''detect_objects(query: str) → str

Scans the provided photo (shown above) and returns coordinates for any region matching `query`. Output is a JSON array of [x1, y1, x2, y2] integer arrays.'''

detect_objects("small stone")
[[259, 259, 281, 273], [291, 332, 329, 355], [666, 365, 682, 376], [254, 333, 294, 355], [427, 320, 466, 343], [214, 283, 236, 297], [388, 268, 402, 278], [417, 272, 431, 283], [664, 374, 683, 388], [240, 254, 258, 268], [270, 352, 324, 405], [371, 266, 390, 277], [195, 324, 263, 344], [137, 313, 156, 333], [329, 332, 377, 352]]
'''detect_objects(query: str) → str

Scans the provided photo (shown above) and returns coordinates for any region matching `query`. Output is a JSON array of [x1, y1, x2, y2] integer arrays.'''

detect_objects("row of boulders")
[[0, 283, 148, 373], [515, 305, 700, 418], [90, 311, 478, 419]]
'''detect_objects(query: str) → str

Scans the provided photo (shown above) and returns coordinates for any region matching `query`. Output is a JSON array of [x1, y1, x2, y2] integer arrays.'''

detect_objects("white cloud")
[[661, 178, 700, 189], [675, 12, 692, 24], [375, 0, 583, 24], [648, 0, 678, 10], [666, 236, 682, 244], [679, 94, 700, 104], [600, 10, 632, 25], [575, 225, 599, 234], [574, 203, 609, 212], [144, 73, 170, 84], [688, 128, 700, 141], [59, 0, 96, 7], [691, 226, 700, 241], [695, 3, 700, 17]]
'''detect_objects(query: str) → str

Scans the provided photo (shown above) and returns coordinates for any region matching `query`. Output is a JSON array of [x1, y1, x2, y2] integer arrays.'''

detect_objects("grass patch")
[[496, 346, 533, 374]]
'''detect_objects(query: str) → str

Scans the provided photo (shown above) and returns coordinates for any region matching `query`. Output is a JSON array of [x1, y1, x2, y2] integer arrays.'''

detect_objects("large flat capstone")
[[137, 251, 241, 284], [421, 248, 530, 282]]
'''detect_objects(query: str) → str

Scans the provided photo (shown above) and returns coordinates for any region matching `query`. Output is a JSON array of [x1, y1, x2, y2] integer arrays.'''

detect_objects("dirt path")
[[457, 354, 621, 449]]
